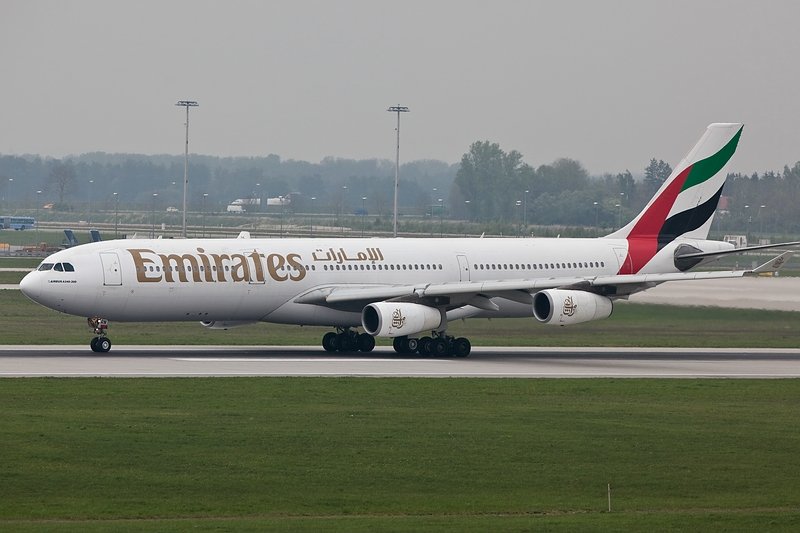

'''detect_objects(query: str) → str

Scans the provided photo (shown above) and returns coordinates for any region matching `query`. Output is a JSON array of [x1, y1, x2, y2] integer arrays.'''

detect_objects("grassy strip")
[[3, 289, 800, 347], [0, 271, 27, 284], [1, 378, 799, 531], [0, 257, 41, 268]]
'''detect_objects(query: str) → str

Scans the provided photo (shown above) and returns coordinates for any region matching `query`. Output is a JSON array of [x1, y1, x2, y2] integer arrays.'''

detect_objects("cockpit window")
[[54, 263, 64, 272], [38, 263, 54, 271], [63, 263, 75, 272]]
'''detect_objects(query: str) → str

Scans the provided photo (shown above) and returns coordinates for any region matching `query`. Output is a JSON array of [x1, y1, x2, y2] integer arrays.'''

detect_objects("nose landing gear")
[[88, 317, 112, 353]]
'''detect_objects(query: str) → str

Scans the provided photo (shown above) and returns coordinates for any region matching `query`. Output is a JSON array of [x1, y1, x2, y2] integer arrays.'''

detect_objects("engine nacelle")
[[362, 302, 443, 337], [532, 289, 613, 326], [200, 320, 258, 330]]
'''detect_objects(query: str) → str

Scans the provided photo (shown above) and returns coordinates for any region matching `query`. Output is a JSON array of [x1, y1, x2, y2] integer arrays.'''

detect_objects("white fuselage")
[[20, 236, 706, 327]]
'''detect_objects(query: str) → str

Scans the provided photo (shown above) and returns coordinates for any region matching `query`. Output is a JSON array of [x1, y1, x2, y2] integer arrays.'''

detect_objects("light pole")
[[151, 193, 158, 238], [176, 100, 198, 238], [361, 196, 367, 237], [341, 185, 348, 236], [615, 203, 621, 230], [113, 192, 119, 238], [87, 179, 94, 223], [515, 200, 522, 236], [387, 105, 409, 237], [36, 190, 42, 237], [7, 178, 12, 213], [438, 198, 444, 238], [202, 193, 208, 238], [759, 204, 766, 239], [523, 189, 529, 229], [593, 201, 599, 232], [310, 196, 316, 237], [744, 204, 751, 239]]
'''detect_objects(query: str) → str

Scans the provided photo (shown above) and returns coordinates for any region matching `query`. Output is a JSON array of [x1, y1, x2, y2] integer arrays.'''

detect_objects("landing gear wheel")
[[97, 337, 111, 353], [418, 336, 432, 356], [453, 337, 471, 358], [406, 337, 419, 353], [392, 336, 418, 355], [90, 336, 111, 353], [357, 333, 375, 353], [430, 338, 449, 357], [322, 332, 338, 352], [393, 337, 406, 354]]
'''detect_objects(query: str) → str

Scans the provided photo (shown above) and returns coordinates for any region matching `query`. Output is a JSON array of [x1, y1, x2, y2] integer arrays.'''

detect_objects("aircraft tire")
[[90, 337, 100, 352], [418, 336, 432, 356], [97, 337, 112, 353], [406, 337, 419, 353], [322, 332, 338, 352], [357, 333, 375, 352], [431, 338, 448, 357], [453, 337, 471, 358]]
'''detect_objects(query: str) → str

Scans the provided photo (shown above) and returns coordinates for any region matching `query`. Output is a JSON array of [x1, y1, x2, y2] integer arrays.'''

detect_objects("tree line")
[[0, 146, 798, 237]]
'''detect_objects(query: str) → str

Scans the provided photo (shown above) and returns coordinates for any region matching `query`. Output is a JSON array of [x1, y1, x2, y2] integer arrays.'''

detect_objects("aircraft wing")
[[296, 252, 793, 309]]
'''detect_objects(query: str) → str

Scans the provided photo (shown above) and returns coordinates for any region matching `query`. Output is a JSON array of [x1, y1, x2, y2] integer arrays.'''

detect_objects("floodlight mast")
[[387, 105, 409, 237], [176, 100, 198, 238]]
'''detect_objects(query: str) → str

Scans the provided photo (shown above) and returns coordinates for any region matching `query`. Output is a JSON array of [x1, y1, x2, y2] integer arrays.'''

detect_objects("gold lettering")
[[230, 254, 251, 282], [128, 248, 161, 283], [197, 248, 215, 282], [211, 254, 230, 282], [249, 250, 266, 282], [286, 253, 306, 281], [159, 254, 201, 282], [266, 253, 287, 281]]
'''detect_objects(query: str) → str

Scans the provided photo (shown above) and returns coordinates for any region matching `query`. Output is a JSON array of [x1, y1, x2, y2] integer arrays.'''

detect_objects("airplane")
[[19, 123, 798, 355]]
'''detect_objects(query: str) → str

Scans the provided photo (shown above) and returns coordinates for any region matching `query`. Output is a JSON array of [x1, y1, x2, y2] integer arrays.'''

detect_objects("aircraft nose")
[[19, 271, 42, 302]]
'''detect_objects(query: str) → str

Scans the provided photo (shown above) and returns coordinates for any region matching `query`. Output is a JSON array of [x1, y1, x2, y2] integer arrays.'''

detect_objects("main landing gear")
[[322, 327, 375, 353], [88, 317, 112, 353], [393, 332, 471, 358]]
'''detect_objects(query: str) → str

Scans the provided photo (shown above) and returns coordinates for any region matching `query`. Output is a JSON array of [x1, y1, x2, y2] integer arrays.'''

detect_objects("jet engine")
[[200, 320, 258, 330], [362, 302, 443, 337], [532, 289, 613, 326]]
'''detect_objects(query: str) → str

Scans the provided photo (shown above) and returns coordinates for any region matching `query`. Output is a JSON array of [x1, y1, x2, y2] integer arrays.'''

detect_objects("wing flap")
[[300, 252, 790, 308]]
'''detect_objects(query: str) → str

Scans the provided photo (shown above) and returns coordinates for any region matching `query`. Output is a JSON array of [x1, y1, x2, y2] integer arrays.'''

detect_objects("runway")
[[2, 345, 800, 378]]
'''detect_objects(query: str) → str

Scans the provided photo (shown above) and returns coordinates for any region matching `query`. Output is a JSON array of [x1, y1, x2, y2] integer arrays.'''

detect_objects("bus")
[[0, 216, 36, 230]]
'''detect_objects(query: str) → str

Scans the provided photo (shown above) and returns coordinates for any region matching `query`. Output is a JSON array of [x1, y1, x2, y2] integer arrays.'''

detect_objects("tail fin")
[[63, 229, 78, 247], [606, 123, 743, 274]]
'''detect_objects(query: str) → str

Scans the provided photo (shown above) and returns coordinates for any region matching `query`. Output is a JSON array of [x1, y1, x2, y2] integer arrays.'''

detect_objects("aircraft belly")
[[90, 282, 283, 322], [263, 302, 362, 327], [468, 298, 533, 319]]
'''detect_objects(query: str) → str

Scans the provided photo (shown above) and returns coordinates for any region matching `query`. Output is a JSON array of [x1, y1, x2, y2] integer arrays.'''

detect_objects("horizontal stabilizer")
[[750, 251, 793, 274], [675, 240, 800, 262]]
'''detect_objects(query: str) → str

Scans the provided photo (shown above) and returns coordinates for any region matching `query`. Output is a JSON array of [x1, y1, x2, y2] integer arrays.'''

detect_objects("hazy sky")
[[2, 0, 799, 175]]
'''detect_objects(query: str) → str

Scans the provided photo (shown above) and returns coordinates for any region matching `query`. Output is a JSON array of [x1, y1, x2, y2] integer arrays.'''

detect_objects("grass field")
[[2, 288, 799, 348], [1, 378, 799, 532]]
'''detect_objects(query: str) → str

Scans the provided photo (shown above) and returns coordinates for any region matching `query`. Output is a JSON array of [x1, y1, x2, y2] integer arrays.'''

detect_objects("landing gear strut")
[[88, 317, 112, 353], [322, 328, 375, 353], [393, 332, 471, 358]]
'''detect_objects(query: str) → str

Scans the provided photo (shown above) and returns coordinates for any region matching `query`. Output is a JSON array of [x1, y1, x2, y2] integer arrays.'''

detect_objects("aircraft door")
[[100, 252, 123, 286], [456, 254, 471, 282]]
